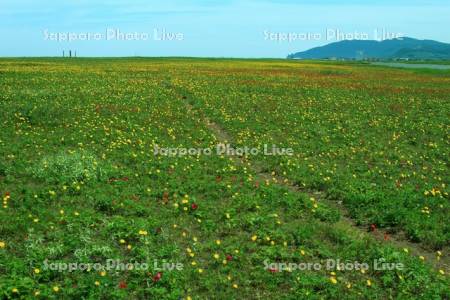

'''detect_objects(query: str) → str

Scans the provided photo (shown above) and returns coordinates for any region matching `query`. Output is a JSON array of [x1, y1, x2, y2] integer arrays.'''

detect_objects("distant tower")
[[63, 50, 65, 57], [69, 50, 72, 58]]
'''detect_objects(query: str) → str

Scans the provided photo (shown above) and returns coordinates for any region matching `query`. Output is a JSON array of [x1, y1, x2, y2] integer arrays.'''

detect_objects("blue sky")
[[0, 0, 449, 57]]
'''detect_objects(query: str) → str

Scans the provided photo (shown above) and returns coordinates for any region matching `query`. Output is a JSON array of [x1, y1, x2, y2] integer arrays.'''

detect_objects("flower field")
[[0, 58, 448, 299]]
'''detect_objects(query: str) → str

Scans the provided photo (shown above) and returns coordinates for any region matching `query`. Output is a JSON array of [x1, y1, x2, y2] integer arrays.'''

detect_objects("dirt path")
[[172, 83, 448, 273]]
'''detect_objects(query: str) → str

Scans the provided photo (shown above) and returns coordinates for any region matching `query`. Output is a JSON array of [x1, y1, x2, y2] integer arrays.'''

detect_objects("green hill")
[[288, 37, 450, 60]]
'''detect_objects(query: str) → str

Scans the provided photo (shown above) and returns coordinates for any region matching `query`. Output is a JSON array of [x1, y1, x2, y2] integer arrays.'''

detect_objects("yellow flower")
[[213, 253, 220, 260], [12, 288, 18, 293], [53, 286, 60, 292], [330, 277, 337, 284], [139, 230, 148, 236], [95, 281, 100, 286], [0, 241, 5, 248], [100, 271, 106, 277], [232, 283, 238, 289], [215, 240, 221, 245], [439, 269, 445, 275], [127, 244, 132, 250], [119, 239, 126, 244], [367, 280, 372, 287], [419, 256, 425, 261], [251, 235, 257, 241], [34, 268, 40, 274], [198, 268, 203, 273], [300, 250, 306, 256]]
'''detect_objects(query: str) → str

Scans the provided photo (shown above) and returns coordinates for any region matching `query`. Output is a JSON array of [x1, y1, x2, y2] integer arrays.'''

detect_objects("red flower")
[[162, 192, 170, 204], [163, 192, 169, 201], [226, 254, 233, 261], [370, 224, 377, 232], [268, 268, 278, 273], [153, 272, 162, 282], [118, 281, 127, 289], [191, 203, 198, 210], [384, 233, 390, 241]]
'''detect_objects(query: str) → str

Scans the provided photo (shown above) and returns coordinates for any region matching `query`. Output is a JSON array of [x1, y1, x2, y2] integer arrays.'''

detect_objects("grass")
[[0, 58, 448, 299]]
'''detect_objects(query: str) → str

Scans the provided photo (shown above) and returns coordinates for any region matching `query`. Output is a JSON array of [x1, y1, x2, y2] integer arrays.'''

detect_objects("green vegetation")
[[0, 58, 448, 299]]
